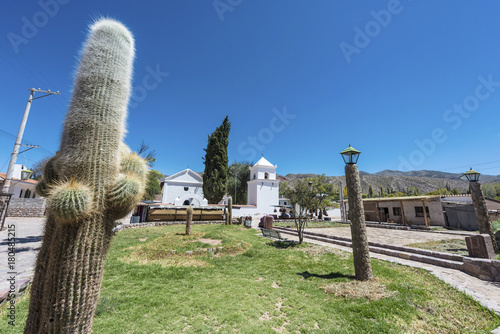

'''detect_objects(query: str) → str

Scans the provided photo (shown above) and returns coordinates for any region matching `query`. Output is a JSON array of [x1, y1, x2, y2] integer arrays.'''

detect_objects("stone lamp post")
[[340, 145, 373, 280], [462, 168, 499, 253]]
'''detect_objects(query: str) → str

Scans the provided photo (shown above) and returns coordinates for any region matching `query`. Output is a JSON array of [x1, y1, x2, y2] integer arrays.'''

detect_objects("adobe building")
[[362, 195, 445, 227]]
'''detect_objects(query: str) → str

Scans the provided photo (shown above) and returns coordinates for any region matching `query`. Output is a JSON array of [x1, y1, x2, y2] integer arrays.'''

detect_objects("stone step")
[[273, 227, 464, 271], [274, 227, 464, 262]]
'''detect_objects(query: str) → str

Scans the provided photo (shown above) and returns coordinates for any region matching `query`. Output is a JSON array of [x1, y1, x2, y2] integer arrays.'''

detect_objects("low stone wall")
[[6, 198, 47, 217], [116, 220, 235, 231], [462, 257, 500, 282]]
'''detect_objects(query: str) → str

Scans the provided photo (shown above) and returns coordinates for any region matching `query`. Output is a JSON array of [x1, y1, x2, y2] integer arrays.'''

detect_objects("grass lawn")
[[408, 239, 470, 257], [493, 220, 500, 233], [274, 220, 346, 229], [409, 238, 500, 260], [2, 224, 500, 333]]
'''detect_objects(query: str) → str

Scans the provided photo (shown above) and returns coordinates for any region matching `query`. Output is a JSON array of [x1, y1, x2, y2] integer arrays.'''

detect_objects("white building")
[[160, 169, 208, 206], [0, 164, 38, 198], [160, 157, 280, 216], [247, 157, 280, 214]]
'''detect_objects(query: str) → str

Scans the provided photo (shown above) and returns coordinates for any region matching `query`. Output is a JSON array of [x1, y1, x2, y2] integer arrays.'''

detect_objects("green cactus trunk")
[[25, 19, 146, 333], [227, 197, 232, 225], [186, 206, 193, 235]]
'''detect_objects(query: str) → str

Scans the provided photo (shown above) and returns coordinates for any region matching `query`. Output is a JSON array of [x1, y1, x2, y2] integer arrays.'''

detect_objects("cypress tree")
[[203, 116, 231, 203]]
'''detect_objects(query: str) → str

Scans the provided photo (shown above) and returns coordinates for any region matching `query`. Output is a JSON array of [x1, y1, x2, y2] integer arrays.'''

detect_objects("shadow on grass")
[[297, 271, 355, 280], [266, 240, 299, 249]]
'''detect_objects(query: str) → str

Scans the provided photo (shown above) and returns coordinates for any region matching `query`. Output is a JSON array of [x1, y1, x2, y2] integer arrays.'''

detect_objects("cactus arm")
[[107, 151, 148, 219], [49, 179, 93, 222]]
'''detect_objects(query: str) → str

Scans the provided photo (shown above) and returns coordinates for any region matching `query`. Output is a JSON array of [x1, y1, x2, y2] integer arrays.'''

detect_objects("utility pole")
[[2, 88, 60, 194], [234, 171, 238, 203], [338, 181, 346, 222]]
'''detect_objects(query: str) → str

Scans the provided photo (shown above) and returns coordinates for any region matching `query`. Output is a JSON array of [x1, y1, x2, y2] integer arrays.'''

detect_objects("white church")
[[160, 157, 280, 216]]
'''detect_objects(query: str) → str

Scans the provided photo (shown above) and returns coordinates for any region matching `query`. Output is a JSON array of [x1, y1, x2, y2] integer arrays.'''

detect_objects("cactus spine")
[[25, 19, 146, 333], [186, 206, 193, 235], [227, 196, 232, 225]]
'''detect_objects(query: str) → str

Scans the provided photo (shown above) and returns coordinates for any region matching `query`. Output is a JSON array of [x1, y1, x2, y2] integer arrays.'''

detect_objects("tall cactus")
[[25, 19, 146, 333]]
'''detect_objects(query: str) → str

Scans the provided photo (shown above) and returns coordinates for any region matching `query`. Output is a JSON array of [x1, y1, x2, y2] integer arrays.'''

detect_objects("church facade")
[[160, 169, 208, 206], [161, 157, 280, 215]]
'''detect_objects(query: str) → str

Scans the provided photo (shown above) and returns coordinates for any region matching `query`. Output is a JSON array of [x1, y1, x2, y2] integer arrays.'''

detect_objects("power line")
[[0, 128, 54, 156]]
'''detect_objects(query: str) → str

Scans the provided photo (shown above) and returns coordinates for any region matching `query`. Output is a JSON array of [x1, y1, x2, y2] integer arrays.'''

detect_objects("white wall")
[[162, 182, 204, 205], [247, 179, 279, 213], [10, 181, 37, 199], [250, 166, 276, 181], [326, 208, 341, 219]]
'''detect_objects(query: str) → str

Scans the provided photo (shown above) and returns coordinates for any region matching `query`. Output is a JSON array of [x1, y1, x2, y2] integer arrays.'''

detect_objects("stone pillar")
[[470, 181, 499, 253], [345, 164, 373, 281], [264, 216, 273, 230]]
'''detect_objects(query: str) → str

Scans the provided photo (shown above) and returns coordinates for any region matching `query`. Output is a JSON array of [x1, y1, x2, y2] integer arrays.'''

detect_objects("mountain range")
[[280, 170, 500, 195]]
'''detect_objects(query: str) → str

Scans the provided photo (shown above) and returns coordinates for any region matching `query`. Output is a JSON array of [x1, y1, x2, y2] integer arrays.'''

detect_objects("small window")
[[264, 172, 269, 179], [24, 189, 31, 198], [415, 206, 430, 217], [19, 189, 23, 198], [253, 173, 256, 180], [184, 187, 189, 191], [183, 200, 190, 205], [284, 202, 287, 205], [32, 192, 36, 198], [393, 207, 401, 216]]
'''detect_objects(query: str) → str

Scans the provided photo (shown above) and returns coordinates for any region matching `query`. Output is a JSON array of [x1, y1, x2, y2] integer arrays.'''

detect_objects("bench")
[[261, 228, 288, 241]]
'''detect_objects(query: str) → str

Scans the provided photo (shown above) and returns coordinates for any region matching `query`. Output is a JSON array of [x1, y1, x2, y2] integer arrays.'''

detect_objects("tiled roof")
[[0, 172, 38, 185]]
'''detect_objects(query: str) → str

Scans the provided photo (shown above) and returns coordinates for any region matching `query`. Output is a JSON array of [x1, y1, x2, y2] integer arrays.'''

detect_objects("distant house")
[[361, 195, 445, 226], [441, 195, 500, 230], [160, 169, 208, 207], [279, 198, 293, 209], [0, 164, 38, 198]]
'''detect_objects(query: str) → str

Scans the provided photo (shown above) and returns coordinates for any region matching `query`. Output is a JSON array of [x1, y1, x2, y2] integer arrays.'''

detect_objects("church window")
[[19, 190, 23, 198], [264, 172, 269, 179], [25, 189, 31, 198], [184, 187, 189, 191]]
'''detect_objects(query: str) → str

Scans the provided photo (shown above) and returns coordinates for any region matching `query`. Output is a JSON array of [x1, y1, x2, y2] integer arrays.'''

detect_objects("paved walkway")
[[0, 217, 45, 296], [308, 226, 477, 247]]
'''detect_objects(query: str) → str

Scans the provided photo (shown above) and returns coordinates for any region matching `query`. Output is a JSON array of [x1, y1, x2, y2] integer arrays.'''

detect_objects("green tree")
[[143, 170, 163, 201], [203, 116, 231, 204], [227, 161, 251, 205], [282, 179, 316, 244], [310, 174, 338, 219], [368, 185, 374, 198]]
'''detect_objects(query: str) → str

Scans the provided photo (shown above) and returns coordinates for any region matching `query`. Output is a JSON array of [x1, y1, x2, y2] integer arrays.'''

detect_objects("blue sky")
[[1, 0, 500, 177]]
